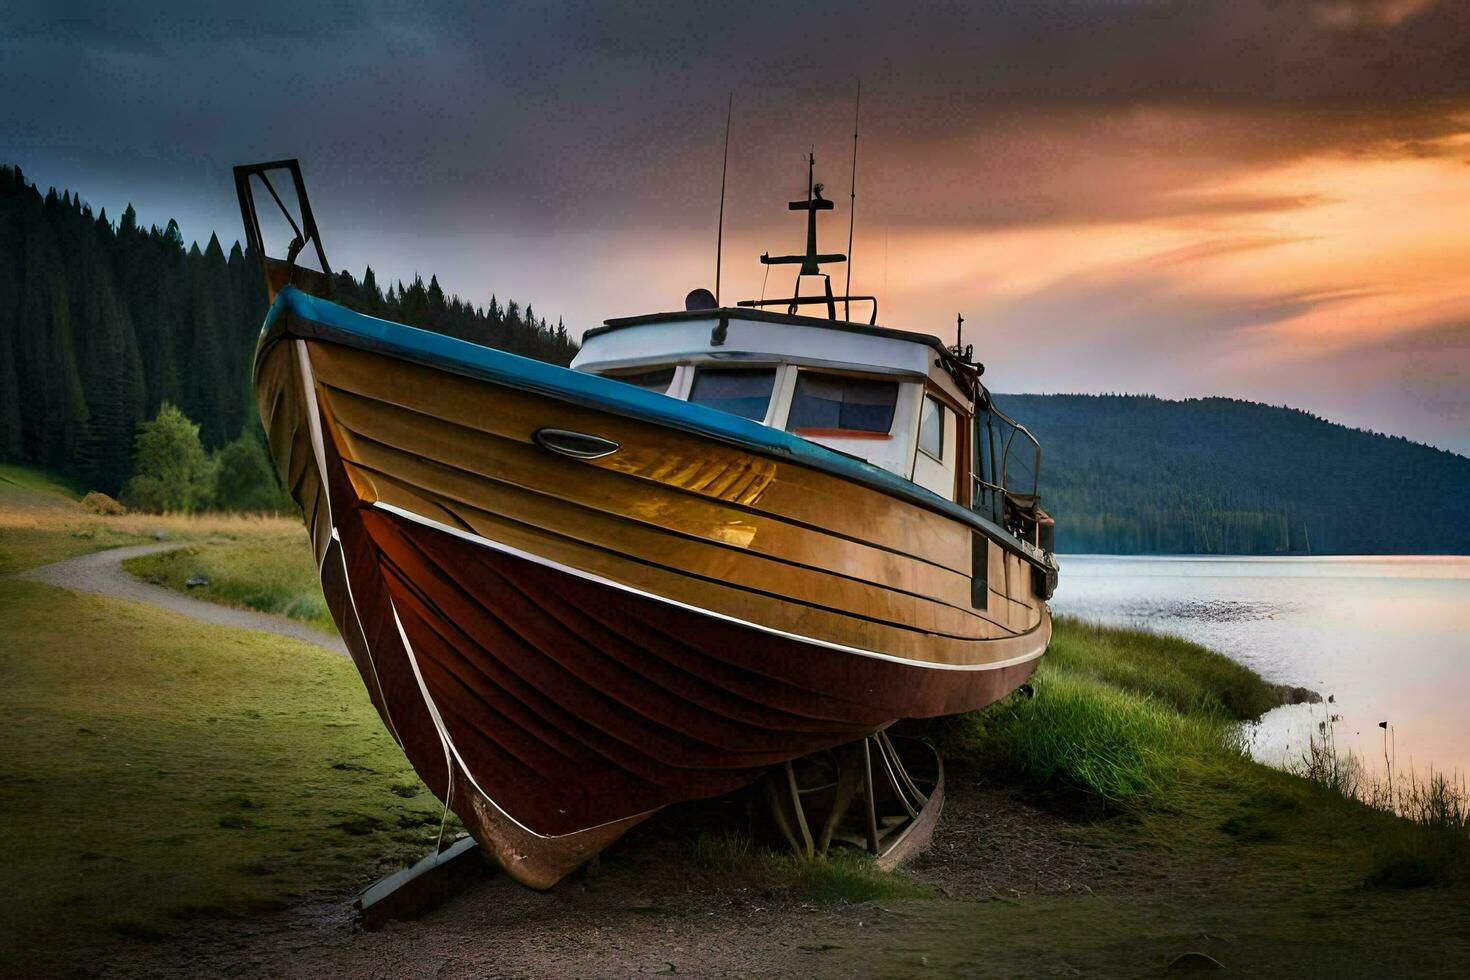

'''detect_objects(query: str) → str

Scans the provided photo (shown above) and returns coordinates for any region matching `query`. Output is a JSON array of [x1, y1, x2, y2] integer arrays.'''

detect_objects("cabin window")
[[918, 395, 945, 461], [688, 367, 776, 421], [607, 367, 676, 394], [785, 373, 898, 437]]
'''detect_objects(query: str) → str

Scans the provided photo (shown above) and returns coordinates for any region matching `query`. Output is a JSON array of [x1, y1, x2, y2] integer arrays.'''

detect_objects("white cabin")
[[572, 309, 974, 504]]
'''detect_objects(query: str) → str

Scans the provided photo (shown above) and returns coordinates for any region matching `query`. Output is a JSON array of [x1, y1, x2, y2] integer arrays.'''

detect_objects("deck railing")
[[971, 404, 1044, 546]]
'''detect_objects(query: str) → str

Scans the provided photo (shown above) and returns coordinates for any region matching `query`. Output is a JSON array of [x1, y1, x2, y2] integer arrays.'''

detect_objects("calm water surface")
[[1051, 555, 1470, 778]]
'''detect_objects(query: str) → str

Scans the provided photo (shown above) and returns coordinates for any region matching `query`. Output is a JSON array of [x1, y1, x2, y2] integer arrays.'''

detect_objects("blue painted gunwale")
[[261, 286, 1050, 570]]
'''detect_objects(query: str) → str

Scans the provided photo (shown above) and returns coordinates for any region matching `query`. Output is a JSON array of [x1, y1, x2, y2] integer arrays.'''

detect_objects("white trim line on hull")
[[297, 340, 402, 745], [388, 598, 458, 818], [371, 500, 1049, 673], [331, 527, 404, 750], [294, 339, 333, 567]]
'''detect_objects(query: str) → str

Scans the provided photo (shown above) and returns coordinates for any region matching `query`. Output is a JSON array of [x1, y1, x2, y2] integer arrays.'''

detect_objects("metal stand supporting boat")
[[764, 733, 944, 869]]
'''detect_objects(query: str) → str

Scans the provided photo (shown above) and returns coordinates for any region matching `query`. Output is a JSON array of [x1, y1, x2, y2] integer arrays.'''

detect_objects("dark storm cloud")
[[5, 0, 1470, 236]]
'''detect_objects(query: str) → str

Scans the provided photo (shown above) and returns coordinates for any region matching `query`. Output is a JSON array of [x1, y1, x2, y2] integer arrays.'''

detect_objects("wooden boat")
[[234, 158, 1058, 889]]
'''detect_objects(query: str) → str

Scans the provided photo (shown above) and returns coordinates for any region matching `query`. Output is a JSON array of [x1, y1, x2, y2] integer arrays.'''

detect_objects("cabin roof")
[[593, 307, 955, 360], [582, 307, 976, 402]]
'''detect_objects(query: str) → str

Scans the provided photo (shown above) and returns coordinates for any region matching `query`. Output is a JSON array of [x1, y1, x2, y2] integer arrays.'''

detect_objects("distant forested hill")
[[0, 164, 577, 496], [994, 394, 1470, 555]]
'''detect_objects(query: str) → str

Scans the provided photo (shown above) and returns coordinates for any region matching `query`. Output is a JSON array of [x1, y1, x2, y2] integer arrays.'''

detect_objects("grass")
[[1043, 616, 1284, 720], [967, 667, 1229, 802], [0, 461, 305, 575], [1368, 825, 1470, 889], [123, 529, 336, 635], [917, 617, 1272, 809], [0, 575, 450, 976], [1292, 718, 1470, 889], [919, 615, 1470, 906], [1394, 770, 1470, 831], [0, 467, 440, 973], [0, 462, 81, 501]]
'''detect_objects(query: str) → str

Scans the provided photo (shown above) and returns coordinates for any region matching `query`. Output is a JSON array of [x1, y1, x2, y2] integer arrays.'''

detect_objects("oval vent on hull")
[[533, 428, 621, 460]]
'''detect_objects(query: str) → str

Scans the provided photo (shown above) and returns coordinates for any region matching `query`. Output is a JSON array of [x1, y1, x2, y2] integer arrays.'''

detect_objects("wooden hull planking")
[[255, 302, 1050, 888]]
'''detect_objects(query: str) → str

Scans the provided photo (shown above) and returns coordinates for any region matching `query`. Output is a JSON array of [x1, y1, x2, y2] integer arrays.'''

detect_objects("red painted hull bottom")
[[319, 459, 1039, 886]]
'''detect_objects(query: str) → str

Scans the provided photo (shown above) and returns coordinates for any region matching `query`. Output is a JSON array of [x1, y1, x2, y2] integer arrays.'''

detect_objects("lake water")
[[1051, 555, 1470, 781]]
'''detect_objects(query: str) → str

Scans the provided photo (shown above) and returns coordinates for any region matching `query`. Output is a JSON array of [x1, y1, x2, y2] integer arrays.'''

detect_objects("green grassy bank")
[[923, 617, 1468, 884]]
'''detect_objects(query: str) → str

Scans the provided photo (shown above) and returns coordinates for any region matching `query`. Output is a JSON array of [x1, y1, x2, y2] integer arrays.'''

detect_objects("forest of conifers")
[[2, 165, 1466, 554], [996, 393, 1470, 555], [0, 164, 576, 497]]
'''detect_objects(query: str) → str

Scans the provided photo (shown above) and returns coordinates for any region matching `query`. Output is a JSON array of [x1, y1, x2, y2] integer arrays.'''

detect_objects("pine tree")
[[70, 200, 144, 491], [1, 163, 578, 502]]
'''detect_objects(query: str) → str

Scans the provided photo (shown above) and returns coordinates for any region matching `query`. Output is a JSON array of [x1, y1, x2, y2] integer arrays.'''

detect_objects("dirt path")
[[13, 543, 348, 657]]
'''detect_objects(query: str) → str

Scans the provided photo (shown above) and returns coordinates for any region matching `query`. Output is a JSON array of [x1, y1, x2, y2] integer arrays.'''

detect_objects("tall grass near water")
[[921, 618, 1263, 809], [1294, 710, 1469, 887], [969, 669, 1233, 803], [927, 618, 1468, 891]]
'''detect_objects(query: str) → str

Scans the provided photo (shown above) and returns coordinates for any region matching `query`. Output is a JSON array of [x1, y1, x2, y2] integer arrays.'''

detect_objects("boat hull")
[[255, 288, 1051, 888]]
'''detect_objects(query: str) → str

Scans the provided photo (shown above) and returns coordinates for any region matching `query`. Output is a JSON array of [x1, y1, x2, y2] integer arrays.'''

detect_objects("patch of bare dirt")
[[906, 779, 1156, 901]]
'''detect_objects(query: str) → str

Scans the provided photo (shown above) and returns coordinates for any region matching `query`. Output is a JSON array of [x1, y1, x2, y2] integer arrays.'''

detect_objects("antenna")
[[844, 81, 861, 322], [951, 312, 975, 366], [715, 93, 733, 307]]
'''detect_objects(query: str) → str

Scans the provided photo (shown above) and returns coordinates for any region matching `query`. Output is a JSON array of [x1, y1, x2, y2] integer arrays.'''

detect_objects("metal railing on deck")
[[971, 403, 1043, 544]]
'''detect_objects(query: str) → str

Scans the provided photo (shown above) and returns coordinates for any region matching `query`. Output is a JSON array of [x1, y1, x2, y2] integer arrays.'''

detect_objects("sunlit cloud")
[[727, 115, 1466, 454]]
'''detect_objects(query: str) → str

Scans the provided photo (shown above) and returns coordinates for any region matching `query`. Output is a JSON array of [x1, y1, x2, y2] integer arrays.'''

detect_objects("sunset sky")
[[6, 0, 1468, 453]]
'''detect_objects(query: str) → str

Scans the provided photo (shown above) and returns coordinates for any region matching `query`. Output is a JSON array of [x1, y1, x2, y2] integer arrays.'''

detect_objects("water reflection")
[[1066, 596, 1293, 624], [1052, 555, 1470, 779]]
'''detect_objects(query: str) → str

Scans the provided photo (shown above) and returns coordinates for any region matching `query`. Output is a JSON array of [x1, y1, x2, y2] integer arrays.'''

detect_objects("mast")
[[739, 154, 879, 324], [844, 81, 860, 322], [795, 153, 831, 275], [952, 312, 974, 366], [715, 93, 733, 307]]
